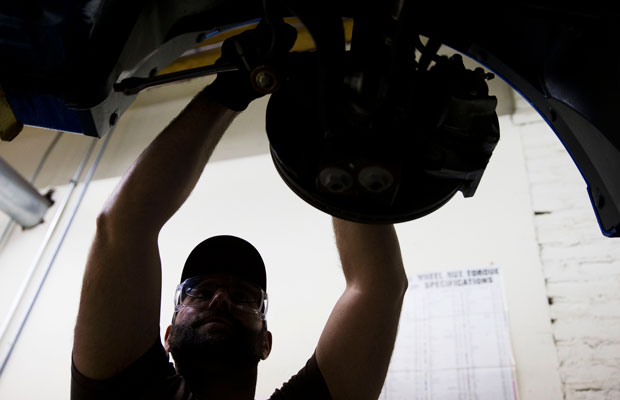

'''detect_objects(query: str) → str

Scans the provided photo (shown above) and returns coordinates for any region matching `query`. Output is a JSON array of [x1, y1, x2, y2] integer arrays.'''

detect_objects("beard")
[[167, 310, 266, 378]]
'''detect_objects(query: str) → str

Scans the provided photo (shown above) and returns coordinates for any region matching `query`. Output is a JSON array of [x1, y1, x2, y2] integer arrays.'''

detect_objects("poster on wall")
[[380, 267, 518, 400]]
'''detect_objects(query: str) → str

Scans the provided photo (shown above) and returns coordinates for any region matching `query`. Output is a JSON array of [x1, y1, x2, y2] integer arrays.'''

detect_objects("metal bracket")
[[0, 86, 23, 142]]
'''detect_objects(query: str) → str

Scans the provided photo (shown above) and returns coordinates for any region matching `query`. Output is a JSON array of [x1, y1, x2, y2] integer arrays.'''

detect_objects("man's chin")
[[168, 320, 264, 374], [197, 320, 233, 334]]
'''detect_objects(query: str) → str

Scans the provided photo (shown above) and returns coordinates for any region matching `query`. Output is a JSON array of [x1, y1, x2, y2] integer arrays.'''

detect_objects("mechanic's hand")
[[204, 19, 297, 111]]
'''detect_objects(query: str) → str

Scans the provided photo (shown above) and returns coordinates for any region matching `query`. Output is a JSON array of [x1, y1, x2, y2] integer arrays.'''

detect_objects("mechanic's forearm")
[[317, 218, 407, 400], [332, 217, 407, 293], [100, 90, 238, 233]]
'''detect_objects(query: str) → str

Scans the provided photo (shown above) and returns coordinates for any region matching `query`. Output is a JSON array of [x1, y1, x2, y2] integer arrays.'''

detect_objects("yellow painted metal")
[[0, 86, 23, 142], [159, 18, 353, 75]]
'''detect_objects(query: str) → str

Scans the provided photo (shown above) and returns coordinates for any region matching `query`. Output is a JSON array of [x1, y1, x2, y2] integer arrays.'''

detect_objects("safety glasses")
[[173, 276, 268, 321]]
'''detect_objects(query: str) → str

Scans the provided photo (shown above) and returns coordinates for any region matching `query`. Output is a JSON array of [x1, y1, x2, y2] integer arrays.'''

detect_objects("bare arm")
[[316, 217, 408, 400], [72, 90, 238, 379]]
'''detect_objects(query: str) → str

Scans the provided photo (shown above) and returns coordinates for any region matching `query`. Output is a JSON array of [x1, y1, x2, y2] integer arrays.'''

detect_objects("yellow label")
[[0, 86, 23, 141]]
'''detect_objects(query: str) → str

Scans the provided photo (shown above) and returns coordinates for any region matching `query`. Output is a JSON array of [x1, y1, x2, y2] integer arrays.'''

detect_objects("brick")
[[535, 218, 603, 246], [562, 368, 620, 391], [556, 341, 620, 367], [530, 188, 594, 215], [523, 157, 582, 185], [519, 125, 562, 149], [522, 147, 572, 163], [552, 318, 620, 342], [522, 141, 574, 162], [546, 280, 620, 301], [511, 108, 544, 125], [521, 146, 565, 161], [566, 389, 620, 400], [521, 139, 571, 159], [544, 262, 620, 284], [535, 221, 599, 244], [550, 301, 620, 319], [541, 243, 619, 266], [561, 361, 620, 388]]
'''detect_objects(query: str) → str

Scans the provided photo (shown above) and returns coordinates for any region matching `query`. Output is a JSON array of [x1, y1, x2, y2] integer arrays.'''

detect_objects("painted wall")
[[513, 95, 620, 400], [0, 78, 564, 399]]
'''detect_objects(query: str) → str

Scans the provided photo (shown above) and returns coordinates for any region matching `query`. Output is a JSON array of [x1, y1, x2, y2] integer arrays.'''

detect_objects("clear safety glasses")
[[173, 276, 268, 320]]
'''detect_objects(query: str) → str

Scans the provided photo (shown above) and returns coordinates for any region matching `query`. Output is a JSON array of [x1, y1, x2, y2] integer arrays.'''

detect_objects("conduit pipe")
[[0, 137, 97, 360], [0, 130, 112, 376]]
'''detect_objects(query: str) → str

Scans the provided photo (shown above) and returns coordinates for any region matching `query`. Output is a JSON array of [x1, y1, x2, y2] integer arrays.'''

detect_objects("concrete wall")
[[0, 73, 598, 399], [513, 96, 620, 400]]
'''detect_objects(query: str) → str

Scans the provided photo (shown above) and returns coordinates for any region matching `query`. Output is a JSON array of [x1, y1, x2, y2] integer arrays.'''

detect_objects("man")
[[71, 21, 408, 400]]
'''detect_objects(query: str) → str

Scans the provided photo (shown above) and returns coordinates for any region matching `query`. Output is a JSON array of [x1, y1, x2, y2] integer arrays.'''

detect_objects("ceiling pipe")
[[0, 130, 111, 376], [0, 156, 53, 228], [0, 137, 96, 352]]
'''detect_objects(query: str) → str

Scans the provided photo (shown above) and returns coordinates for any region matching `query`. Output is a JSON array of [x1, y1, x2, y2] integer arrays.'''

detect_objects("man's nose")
[[207, 288, 232, 310]]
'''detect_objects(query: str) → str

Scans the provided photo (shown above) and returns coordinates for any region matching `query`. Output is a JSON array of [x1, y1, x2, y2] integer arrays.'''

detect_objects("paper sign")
[[380, 267, 518, 400]]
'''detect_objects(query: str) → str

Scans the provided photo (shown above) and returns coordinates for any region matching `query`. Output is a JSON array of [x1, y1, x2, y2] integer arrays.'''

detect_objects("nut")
[[319, 168, 354, 193], [251, 66, 279, 94], [358, 166, 394, 193]]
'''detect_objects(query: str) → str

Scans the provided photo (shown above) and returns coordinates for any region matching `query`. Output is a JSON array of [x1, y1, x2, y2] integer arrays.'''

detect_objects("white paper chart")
[[380, 267, 518, 400]]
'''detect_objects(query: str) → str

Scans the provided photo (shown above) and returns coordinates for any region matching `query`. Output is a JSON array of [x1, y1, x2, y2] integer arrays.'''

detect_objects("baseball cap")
[[180, 235, 267, 291]]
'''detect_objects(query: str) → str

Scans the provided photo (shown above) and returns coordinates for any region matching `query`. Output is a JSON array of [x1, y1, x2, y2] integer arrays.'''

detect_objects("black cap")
[[181, 235, 267, 291]]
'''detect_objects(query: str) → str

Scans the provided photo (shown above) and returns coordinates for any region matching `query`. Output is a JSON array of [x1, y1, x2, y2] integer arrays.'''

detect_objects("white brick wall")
[[514, 100, 620, 400]]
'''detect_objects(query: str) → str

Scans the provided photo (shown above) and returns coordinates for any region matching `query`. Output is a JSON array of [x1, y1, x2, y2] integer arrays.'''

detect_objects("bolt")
[[196, 32, 208, 43], [319, 168, 353, 193], [44, 189, 55, 206], [109, 112, 118, 126], [251, 67, 280, 94], [596, 193, 605, 209], [256, 71, 274, 89], [358, 166, 394, 193], [345, 73, 364, 93]]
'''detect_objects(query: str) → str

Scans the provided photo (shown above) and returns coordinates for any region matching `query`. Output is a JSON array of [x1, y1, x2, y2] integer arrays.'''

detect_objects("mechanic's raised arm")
[[72, 20, 297, 381], [317, 217, 408, 400], [72, 91, 238, 380]]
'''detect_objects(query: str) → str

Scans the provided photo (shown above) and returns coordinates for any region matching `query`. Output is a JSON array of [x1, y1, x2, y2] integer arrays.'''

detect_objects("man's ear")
[[261, 330, 273, 360], [164, 325, 172, 352]]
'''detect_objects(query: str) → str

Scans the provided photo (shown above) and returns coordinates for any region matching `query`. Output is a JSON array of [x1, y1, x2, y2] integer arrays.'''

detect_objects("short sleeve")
[[71, 338, 185, 400], [269, 352, 333, 400]]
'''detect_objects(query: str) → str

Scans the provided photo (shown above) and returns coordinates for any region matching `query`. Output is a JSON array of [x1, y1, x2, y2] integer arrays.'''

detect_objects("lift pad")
[[0, 86, 23, 141]]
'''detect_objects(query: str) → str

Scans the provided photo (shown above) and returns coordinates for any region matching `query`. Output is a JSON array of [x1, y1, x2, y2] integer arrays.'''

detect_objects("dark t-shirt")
[[71, 339, 332, 400]]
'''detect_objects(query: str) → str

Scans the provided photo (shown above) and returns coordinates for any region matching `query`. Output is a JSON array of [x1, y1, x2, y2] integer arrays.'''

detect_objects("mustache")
[[189, 310, 240, 328]]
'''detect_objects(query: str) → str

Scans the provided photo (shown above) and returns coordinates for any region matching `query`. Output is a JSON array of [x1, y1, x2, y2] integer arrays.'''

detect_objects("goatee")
[[167, 312, 265, 378]]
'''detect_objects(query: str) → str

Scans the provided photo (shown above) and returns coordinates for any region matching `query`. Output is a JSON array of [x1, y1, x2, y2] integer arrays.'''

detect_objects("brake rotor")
[[266, 51, 498, 223]]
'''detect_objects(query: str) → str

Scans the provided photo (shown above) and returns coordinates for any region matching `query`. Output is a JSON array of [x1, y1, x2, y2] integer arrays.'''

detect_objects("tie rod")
[[113, 63, 239, 95]]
